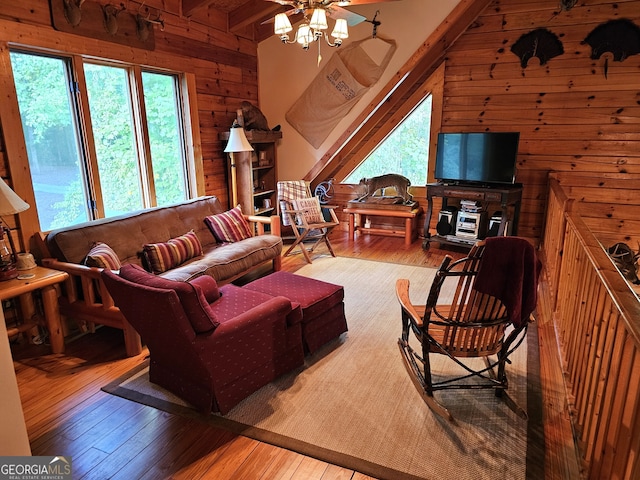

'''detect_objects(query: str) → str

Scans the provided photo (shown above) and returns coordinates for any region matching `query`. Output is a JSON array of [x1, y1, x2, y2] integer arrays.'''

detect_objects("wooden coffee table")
[[0, 266, 69, 354], [343, 206, 423, 246]]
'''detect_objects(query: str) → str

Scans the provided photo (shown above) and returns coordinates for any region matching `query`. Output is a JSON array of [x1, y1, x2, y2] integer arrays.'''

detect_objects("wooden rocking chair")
[[396, 239, 538, 421]]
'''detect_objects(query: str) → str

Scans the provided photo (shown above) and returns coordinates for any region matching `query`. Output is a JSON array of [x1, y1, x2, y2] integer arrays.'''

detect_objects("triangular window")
[[345, 94, 432, 185]]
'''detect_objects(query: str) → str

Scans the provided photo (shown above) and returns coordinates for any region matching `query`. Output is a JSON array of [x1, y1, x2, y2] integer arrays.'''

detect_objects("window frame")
[[5, 44, 202, 235]]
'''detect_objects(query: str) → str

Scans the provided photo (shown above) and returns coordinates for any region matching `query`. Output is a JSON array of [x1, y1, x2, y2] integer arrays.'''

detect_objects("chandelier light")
[[273, 6, 349, 53]]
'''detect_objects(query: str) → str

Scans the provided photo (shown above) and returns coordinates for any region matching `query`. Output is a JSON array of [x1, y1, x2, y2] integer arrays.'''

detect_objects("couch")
[[102, 264, 304, 414], [39, 196, 282, 356]]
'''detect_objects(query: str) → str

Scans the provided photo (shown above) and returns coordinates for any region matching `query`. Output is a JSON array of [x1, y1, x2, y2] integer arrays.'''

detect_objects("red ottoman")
[[244, 271, 348, 354]]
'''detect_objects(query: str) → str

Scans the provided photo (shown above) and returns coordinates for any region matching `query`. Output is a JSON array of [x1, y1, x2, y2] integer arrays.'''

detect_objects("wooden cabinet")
[[220, 130, 282, 216], [423, 182, 523, 249]]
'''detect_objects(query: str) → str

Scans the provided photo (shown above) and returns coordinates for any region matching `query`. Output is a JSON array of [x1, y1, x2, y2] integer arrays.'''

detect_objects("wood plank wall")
[[441, 0, 640, 243], [550, 172, 640, 250], [0, 0, 255, 246]]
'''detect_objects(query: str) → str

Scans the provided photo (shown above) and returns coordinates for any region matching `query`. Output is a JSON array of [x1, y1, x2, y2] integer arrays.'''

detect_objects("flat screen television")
[[434, 132, 520, 185]]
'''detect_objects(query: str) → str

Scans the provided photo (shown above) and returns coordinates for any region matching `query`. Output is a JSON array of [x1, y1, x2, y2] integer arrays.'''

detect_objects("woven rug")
[[103, 257, 544, 480]]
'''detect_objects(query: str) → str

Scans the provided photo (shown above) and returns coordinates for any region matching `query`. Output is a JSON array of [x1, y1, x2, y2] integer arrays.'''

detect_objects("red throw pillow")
[[143, 230, 203, 274], [204, 205, 253, 243]]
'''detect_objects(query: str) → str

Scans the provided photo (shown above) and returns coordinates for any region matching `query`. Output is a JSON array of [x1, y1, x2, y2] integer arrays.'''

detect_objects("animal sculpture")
[[357, 174, 412, 203], [240, 101, 280, 131], [607, 242, 640, 285], [63, 0, 86, 27]]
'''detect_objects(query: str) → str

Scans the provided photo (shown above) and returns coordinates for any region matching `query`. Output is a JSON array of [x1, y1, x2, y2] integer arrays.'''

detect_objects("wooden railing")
[[541, 178, 640, 480]]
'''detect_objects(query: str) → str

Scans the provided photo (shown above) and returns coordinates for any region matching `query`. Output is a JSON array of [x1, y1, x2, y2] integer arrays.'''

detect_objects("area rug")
[[103, 256, 544, 480]]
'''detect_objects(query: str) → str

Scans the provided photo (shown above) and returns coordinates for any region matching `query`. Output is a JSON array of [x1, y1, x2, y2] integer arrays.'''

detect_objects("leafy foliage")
[[345, 95, 432, 186], [10, 51, 187, 230]]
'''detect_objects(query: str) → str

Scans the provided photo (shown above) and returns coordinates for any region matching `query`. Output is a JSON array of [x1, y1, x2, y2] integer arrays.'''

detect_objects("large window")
[[345, 95, 432, 186], [10, 51, 190, 231]]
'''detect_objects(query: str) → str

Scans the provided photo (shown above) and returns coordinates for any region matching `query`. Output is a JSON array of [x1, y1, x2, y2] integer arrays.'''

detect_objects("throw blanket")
[[277, 180, 310, 226], [475, 237, 541, 328]]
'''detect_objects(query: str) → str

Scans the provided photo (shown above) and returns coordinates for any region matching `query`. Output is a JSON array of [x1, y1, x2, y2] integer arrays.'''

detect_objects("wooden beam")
[[304, 0, 493, 185], [228, 3, 285, 32], [182, 0, 215, 17]]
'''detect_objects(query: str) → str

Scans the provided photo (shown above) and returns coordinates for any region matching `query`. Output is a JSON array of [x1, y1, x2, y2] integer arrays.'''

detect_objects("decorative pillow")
[[118, 264, 219, 332], [204, 205, 253, 243], [142, 230, 203, 274], [292, 197, 324, 224], [84, 242, 121, 270]]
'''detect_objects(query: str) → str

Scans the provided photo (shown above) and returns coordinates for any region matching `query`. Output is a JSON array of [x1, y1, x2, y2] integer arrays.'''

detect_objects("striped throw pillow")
[[143, 230, 203, 274], [204, 205, 253, 243], [84, 242, 121, 270]]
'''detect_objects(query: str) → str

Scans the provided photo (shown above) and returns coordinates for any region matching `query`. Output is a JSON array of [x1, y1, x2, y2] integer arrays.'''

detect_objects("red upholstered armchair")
[[102, 264, 304, 415]]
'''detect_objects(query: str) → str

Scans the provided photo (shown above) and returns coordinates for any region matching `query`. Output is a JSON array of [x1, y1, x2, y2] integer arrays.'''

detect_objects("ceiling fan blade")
[[260, 8, 302, 25], [264, 0, 297, 6], [335, 0, 400, 5], [328, 6, 366, 27]]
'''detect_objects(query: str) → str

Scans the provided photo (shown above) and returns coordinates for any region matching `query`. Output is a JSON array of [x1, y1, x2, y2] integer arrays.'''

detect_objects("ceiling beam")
[[229, 3, 285, 32], [182, 0, 215, 17]]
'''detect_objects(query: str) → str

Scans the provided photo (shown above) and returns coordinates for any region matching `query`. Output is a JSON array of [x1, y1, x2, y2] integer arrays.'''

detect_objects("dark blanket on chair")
[[475, 237, 541, 328]]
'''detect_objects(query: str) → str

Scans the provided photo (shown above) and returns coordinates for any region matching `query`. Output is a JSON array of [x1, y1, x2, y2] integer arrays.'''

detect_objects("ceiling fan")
[[265, 0, 397, 50]]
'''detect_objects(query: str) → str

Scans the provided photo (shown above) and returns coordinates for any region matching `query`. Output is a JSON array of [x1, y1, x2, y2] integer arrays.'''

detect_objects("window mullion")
[[72, 55, 104, 219], [130, 66, 155, 208]]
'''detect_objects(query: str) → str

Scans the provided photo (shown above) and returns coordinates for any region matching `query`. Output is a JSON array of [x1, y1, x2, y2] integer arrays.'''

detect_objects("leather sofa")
[[39, 196, 282, 356]]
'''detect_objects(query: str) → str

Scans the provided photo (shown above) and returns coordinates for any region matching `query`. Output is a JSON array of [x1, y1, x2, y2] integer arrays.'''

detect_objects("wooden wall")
[[0, 0, 254, 247], [441, 0, 640, 243], [551, 172, 640, 249]]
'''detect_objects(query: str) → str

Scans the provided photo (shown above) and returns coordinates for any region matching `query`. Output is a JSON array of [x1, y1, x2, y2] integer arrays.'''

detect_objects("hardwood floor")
[[9, 231, 551, 479]]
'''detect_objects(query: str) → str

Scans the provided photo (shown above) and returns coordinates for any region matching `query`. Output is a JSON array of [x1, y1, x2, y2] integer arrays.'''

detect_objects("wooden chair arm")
[[245, 214, 281, 236], [42, 257, 103, 279], [41, 257, 114, 309], [395, 278, 424, 328]]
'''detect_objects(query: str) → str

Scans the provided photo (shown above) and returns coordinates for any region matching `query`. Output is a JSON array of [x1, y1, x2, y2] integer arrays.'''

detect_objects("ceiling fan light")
[[274, 13, 292, 35], [297, 23, 314, 49], [331, 18, 349, 40], [309, 8, 328, 30]]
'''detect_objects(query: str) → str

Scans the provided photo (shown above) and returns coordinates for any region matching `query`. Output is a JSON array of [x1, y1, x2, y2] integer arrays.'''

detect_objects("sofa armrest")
[[41, 257, 143, 356], [189, 275, 220, 303], [245, 214, 281, 237], [42, 257, 107, 306]]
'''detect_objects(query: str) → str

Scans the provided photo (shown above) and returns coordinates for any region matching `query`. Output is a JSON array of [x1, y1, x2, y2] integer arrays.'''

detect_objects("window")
[[345, 95, 432, 186], [10, 52, 89, 229], [10, 51, 190, 231]]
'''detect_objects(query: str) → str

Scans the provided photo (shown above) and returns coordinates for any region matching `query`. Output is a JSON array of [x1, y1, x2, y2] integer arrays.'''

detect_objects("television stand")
[[423, 182, 523, 249]]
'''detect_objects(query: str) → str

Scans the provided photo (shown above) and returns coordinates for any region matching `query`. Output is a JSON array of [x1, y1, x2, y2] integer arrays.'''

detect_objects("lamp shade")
[[297, 24, 314, 46], [0, 179, 29, 216], [331, 18, 349, 40], [274, 13, 292, 35], [224, 123, 254, 153], [309, 9, 328, 31]]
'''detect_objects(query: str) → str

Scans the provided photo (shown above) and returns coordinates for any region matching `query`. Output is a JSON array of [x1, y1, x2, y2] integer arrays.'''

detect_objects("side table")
[[1, 266, 69, 354]]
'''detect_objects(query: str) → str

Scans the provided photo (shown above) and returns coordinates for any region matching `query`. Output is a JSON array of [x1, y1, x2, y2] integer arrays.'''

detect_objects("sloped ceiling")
[[182, 0, 286, 33]]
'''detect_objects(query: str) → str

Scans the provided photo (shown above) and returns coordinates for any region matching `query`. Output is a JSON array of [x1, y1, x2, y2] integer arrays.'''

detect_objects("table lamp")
[[0, 179, 30, 281]]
